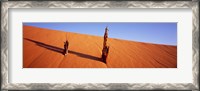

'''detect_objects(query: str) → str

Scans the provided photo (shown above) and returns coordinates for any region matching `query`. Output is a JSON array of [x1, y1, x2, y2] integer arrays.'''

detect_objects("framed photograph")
[[1, 1, 199, 90]]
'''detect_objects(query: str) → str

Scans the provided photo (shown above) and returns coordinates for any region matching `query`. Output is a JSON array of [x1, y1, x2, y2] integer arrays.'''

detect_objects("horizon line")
[[23, 25, 177, 46]]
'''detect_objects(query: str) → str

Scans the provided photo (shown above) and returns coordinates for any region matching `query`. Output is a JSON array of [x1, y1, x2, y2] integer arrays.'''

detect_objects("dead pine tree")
[[103, 27, 108, 49], [102, 27, 110, 63], [63, 33, 69, 56]]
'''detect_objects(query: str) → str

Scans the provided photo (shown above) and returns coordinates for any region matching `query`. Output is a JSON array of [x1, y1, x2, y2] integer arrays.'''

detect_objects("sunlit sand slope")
[[23, 26, 177, 68]]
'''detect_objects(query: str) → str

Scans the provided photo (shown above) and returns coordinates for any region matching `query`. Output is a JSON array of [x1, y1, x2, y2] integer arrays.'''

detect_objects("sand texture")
[[23, 26, 177, 68]]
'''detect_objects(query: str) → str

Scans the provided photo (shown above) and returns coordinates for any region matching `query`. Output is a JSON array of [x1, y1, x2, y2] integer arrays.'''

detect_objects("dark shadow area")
[[68, 50, 103, 63], [24, 38, 63, 54], [24, 38, 103, 63]]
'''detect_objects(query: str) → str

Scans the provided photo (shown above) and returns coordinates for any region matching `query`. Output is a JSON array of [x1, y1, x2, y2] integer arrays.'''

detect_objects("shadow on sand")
[[24, 38, 103, 62]]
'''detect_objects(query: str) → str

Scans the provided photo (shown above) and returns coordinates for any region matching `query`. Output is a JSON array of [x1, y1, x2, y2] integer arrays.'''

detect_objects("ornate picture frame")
[[1, 1, 199, 90]]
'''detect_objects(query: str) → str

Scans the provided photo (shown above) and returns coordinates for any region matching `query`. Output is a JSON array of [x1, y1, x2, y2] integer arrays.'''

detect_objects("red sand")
[[23, 26, 177, 68]]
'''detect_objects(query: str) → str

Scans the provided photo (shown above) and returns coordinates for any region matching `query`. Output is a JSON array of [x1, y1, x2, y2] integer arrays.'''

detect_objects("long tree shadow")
[[24, 38, 103, 63], [24, 38, 63, 54], [68, 50, 102, 61]]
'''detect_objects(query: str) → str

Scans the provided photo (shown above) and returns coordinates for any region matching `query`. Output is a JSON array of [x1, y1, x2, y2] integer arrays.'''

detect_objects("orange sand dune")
[[23, 26, 177, 68]]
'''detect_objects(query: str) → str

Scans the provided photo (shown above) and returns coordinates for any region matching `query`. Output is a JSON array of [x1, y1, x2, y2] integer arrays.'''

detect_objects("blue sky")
[[23, 22, 177, 46]]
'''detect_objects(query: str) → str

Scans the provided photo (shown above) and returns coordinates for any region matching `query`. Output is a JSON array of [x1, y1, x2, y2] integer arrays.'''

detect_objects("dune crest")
[[23, 25, 177, 68]]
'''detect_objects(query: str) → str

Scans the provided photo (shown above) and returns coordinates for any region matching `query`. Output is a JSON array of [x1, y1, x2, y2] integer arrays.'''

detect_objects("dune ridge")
[[23, 25, 177, 68]]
